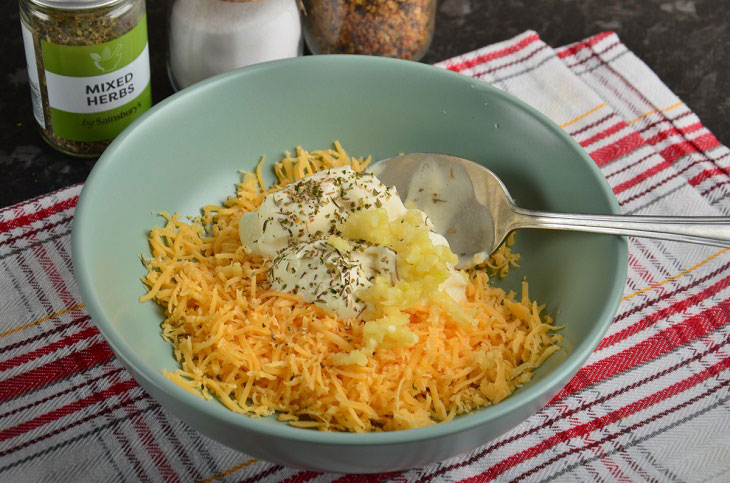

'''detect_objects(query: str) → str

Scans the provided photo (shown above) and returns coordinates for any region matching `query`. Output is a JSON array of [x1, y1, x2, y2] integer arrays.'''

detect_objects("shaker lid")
[[27, 0, 127, 10]]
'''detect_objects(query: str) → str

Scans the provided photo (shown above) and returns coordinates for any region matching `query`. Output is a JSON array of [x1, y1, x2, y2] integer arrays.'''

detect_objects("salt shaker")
[[167, 0, 303, 91]]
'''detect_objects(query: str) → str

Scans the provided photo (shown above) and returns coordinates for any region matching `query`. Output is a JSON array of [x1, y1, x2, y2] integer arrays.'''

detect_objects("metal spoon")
[[369, 153, 730, 269]]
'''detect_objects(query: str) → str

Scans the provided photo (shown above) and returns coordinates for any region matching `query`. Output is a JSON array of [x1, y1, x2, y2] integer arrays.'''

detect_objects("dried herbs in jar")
[[19, 0, 152, 157], [301, 0, 436, 61]]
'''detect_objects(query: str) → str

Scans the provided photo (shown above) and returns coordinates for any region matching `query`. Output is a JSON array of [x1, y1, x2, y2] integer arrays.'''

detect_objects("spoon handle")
[[512, 209, 730, 248]]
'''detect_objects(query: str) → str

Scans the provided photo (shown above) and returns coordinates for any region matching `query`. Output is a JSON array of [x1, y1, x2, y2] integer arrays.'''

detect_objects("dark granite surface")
[[2, 0, 728, 208]]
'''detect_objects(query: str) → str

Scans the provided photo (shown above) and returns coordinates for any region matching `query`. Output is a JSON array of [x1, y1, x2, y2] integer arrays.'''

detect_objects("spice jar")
[[19, 0, 152, 158], [167, 0, 303, 91], [301, 0, 436, 61]]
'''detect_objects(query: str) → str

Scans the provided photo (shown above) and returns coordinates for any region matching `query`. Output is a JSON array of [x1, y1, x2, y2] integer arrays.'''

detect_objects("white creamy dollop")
[[269, 239, 397, 318], [239, 166, 407, 259], [239, 166, 466, 317]]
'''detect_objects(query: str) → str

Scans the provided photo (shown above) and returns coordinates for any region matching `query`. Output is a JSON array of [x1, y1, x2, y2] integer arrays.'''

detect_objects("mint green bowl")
[[72, 55, 627, 473]]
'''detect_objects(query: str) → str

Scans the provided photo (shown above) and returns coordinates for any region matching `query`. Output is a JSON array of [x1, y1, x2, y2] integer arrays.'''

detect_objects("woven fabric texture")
[[2, 31, 729, 482]]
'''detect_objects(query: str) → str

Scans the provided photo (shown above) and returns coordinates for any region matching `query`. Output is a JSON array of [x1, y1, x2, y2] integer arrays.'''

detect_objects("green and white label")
[[41, 16, 152, 142]]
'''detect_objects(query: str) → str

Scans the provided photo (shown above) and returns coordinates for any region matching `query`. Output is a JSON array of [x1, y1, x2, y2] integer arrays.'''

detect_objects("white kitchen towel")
[[1, 31, 729, 483]]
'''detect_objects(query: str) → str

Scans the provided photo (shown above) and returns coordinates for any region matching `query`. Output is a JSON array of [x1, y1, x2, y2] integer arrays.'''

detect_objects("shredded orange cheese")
[[140, 143, 561, 432]]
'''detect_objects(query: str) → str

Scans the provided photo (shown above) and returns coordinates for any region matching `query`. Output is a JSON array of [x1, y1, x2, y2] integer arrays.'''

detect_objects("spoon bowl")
[[369, 153, 511, 268], [371, 153, 730, 268]]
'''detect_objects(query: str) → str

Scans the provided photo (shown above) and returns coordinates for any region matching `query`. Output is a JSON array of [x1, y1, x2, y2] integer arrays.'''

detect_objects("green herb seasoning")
[[19, 0, 152, 157]]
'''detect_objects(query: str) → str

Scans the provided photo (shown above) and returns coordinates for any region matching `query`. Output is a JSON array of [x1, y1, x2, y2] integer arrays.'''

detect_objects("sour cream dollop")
[[239, 166, 465, 318], [268, 238, 397, 318], [239, 167, 407, 258]]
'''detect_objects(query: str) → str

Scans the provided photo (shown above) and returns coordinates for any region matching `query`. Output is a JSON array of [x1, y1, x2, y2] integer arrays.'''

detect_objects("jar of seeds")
[[19, 0, 152, 157], [300, 0, 436, 61]]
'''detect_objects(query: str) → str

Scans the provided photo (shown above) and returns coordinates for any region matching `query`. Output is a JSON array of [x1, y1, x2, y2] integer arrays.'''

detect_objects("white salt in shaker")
[[167, 0, 302, 90]]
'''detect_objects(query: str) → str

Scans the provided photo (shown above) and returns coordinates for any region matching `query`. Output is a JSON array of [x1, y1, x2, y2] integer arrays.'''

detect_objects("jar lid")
[[27, 0, 126, 10]]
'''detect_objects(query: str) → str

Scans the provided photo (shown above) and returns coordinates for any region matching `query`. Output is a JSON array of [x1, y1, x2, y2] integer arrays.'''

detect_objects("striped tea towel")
[[2, 31, 729, 483]]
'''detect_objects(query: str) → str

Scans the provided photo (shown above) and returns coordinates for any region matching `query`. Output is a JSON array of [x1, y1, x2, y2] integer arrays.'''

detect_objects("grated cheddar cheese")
[[139, 142, 561, 432]]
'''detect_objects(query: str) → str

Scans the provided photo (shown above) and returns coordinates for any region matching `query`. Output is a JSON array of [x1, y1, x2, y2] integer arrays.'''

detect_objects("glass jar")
[[167, 0, 303, 91], [300, 0, 436, 61], [19, 0, 152, 158]]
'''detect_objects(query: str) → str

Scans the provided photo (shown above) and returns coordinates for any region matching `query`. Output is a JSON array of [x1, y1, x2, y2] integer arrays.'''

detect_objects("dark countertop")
[[2, 0, 728, 208]]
